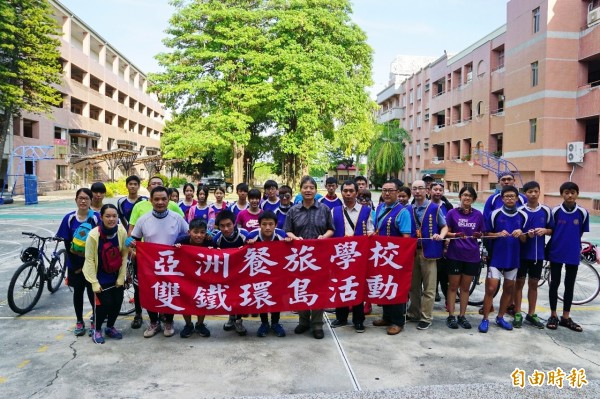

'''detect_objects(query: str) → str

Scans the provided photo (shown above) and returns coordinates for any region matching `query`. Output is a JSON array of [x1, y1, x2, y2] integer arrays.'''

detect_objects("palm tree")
[[368, 122, 411, 179]]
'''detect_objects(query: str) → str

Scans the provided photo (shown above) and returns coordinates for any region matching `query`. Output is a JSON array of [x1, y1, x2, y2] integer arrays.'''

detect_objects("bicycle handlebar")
[[22, 232, 64, 242]]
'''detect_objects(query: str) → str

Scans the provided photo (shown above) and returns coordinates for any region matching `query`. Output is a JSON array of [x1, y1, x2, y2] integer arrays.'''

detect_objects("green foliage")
[[104, 178, 127, 198], [152, 0, 375, 186], [0, 0, 63, 172], [153, 173, 170, 188], [169, 176, 188, 189], [368, 122, 411, 176]]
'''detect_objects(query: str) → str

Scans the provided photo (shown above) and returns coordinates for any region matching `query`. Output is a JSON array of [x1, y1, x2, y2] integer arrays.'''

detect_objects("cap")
[[422, 174, 434, 181], [497, 171, 515, 180]]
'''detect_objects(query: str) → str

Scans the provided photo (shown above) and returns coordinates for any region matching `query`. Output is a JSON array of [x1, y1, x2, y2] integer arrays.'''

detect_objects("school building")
[[2, 0, 164, 194], [376, 0, 600, 211]]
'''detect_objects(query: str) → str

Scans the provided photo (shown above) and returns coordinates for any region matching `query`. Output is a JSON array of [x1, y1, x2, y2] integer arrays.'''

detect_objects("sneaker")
[[180, 323, 194, 338], [257, 322, 269, 337], [143, 322, 161, 338], [195, 322, 211, 337], [525, 313, 545, 329], [417, 321, 431, 330], [163, 322, 175, 337], [457, 316, 472, 329], [495, 316, 513, 331], [506, 304, 516, 317], [478, 319, 489, 333], [131, 314, 143, 329], [74, 322, 86, 337], [271, 323, 286, 337], [88, 321, 95, 337], [104, 327, 122, 339], [446, 315, 458, 329], [234, 319, 247, 336], [354, 323, 365, 333], [331, 319, 348, 328], [513, 313, 523, 328], [91, 330, 104, 344], [223, 315, 235, 331]]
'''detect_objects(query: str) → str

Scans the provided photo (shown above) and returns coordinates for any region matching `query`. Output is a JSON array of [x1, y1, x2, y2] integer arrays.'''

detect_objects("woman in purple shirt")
[[444, 186, 485, 329]]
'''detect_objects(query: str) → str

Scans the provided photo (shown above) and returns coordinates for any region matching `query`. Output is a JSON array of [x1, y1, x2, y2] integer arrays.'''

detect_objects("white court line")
[[324, 315, 362, 391], [0, 240, 24, 258]]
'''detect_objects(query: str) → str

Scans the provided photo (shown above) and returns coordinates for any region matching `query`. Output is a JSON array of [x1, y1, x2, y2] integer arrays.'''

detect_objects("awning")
[[421, 169, 446, 175], [68, 129, 101, 139]]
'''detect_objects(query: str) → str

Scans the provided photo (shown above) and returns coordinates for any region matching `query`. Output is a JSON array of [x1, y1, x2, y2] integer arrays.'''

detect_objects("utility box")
[[566, 142, 584, 163]]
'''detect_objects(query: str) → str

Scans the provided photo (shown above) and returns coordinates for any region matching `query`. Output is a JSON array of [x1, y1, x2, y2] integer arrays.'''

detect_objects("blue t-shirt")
[[212, 228, 250, 249], [229, 202, 249, 218], [520, 204, 553, 261], [189, 205, 210, 223], [488, 207, 528, 269], [319, 196, 343, 210], [548, 204, 589, 265], [56, 210, 100, 270], [178, 200, 196, 216], [293, 193, 323, 205], [260, 198, 280, 212], [483, 191, 527, 231], [117, 196, 147, 231], [246, 228, 287, 242], [275, 206, 291, 229]]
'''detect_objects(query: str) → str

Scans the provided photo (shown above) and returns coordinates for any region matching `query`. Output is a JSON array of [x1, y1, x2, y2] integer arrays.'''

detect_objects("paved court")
[[1, 195, 599, 398]]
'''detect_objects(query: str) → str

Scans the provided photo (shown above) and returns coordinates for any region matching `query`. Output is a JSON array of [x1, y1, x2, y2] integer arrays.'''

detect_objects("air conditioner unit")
[[567, 141, 584, 163], [588, 6, 600, 27]]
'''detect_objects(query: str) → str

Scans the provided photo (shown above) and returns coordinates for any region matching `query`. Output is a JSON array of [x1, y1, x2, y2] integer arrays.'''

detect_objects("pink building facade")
[[376, 0, 600, 211], [4, 0, 164, 191]]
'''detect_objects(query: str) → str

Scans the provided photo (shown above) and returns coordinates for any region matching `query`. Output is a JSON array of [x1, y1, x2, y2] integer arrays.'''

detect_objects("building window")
[[56, 165, 67, 180], [531, 62, 539, 86], [409, 90, 414, 104], [532, 7, 540, 33], [23, 119, 38, 138], [529, 119, 537, 143]]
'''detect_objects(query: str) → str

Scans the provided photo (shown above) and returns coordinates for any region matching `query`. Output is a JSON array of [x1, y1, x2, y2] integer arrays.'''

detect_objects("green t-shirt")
[[129, 200, 184, 227]]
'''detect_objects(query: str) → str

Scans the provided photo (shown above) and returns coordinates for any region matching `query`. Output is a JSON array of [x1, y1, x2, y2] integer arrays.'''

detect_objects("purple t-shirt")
[[445, 208, 485, 263], [236, 209, 262, 231]]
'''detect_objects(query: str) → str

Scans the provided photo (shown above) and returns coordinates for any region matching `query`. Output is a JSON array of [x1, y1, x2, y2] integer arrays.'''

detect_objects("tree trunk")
[[232, 140, 244, 188], [0, 108, 15, 179]]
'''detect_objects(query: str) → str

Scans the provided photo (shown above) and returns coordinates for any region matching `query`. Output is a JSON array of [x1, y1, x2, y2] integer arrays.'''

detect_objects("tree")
[[266, 0, 375, 187], [150, 0, 274, 188], [152, 0, 375, 189], [0, 0, 62, 176], [368, 122, 410, 179]]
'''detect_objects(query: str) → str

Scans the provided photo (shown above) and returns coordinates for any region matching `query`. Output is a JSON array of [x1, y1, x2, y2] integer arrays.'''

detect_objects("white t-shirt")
[[131, 211, 189, 245]]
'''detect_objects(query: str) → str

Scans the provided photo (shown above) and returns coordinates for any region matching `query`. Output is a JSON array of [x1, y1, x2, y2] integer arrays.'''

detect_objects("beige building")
[[377, 0, 600, 211], [5, 0, 164, 192]]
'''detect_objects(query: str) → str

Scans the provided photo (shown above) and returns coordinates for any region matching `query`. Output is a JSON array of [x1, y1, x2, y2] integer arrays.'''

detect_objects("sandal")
[[559, 317, 583, 332], [546, 316, 558, 330]]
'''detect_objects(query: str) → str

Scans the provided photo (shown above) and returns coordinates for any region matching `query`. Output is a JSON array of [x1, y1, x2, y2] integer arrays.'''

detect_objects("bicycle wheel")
[[47, 249, 67, 293], [119, 262, 136, 315], [538, 262, 550, 287], [8, 261, 44, 314], [468, 262, 486, 306], [559, 259, 600, 305]]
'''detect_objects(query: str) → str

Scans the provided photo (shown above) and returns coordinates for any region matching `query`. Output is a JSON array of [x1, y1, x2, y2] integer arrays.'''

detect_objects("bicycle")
[[119, 259, 136, 316], [538, 241, 600, 305], [7, 232, 67, 314], [467, 242, 499, 306]]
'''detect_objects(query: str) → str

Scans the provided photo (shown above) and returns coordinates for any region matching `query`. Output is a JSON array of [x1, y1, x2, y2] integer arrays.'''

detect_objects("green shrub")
[[153, 173, 170, 187], [169, 176, 188, 189], [104, 179, 127, 198]]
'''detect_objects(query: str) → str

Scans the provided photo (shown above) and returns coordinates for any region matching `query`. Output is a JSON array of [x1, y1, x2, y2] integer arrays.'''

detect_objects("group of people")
[[56, 171, 588, 345]]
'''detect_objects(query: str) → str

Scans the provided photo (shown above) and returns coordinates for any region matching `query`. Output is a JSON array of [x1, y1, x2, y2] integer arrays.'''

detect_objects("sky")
[[58, 0, 508, 96]]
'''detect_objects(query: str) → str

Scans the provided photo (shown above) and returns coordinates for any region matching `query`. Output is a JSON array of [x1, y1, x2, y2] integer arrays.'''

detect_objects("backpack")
[[70, 210, 95, 256], [100, 234, 122, 274]]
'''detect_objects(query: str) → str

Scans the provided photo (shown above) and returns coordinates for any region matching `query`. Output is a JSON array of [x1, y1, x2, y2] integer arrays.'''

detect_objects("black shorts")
[[517, 259, 543, 280], [447, 259, 480, 277], [67, 267, 87, 288]]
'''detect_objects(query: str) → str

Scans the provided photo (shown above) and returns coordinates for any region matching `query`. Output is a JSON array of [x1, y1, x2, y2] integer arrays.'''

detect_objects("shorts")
[[67, 267, 86, 288], [487, 266, 518, 281], [447, 259, 480, 277], [517, 259, 543, 280]]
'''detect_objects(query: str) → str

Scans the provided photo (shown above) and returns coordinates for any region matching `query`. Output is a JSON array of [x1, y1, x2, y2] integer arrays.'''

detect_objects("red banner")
[[137, 236, 416, 315]]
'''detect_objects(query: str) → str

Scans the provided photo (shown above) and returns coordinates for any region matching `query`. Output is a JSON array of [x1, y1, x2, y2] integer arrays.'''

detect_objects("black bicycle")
[[119, 260, 136, 315], [467, 242, 500, 306], [7, 232, 67, 314]]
